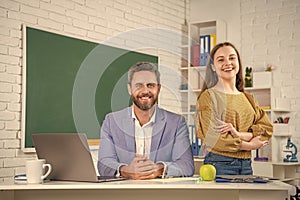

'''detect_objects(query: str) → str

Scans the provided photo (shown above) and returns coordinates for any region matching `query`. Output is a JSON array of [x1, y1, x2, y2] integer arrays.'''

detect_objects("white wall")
[[0, 0, 189, 184], [190, 0, 241, 49], [240, 0, 300, 161]]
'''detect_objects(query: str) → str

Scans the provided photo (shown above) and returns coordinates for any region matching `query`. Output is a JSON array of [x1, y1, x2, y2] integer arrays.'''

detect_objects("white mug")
[[26, 159, 52, 184]]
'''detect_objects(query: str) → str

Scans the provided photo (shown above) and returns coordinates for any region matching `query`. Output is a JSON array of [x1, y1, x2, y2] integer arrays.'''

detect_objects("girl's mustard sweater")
[[195, 89, 273, 159]]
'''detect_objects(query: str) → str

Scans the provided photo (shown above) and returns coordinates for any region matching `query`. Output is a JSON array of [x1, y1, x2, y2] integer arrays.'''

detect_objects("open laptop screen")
[[32, 133, 126, 182]]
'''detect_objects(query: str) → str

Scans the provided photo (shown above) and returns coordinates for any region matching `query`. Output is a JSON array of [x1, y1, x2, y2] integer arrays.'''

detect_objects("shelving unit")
[[180, 19, 227, 127], [193, 156, 204, 175], [245, 86, 272, 161], [271, 110, 293, 163], [179, 20, 226, 161], [246, 73, 298, 183], [244, 72, 295, 162]]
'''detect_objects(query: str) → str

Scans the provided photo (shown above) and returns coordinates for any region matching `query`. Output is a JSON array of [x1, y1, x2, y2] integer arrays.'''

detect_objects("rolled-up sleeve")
[[246, 94, 273, 141]]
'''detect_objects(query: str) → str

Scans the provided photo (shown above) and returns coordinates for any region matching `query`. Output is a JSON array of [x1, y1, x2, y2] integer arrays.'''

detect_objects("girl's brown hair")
[[198, 42, 245, 98]]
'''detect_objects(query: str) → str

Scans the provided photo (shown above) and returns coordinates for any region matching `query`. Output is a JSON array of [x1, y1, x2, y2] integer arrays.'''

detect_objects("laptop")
[[32, 133, 127, 183]]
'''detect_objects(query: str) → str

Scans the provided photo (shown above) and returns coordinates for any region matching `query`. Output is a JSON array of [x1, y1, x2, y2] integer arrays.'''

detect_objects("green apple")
[[200, 164, 216, 181]]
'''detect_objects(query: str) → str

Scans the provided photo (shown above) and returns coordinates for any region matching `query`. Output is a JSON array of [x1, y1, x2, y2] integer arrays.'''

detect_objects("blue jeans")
[[204, 152, 253, 175]]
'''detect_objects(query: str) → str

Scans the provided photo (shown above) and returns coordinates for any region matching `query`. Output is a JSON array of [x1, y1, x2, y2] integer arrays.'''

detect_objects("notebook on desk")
[[215, 175, 269, 183], [32, 133, 127, 183]]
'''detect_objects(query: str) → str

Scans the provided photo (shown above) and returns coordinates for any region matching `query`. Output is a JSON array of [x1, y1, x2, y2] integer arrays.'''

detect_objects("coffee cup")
[[26, 159, 52, 184]]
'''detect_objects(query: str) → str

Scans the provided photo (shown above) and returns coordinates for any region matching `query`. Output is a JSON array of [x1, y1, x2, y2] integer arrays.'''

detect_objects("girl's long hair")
[[198, 42, 245, 99]]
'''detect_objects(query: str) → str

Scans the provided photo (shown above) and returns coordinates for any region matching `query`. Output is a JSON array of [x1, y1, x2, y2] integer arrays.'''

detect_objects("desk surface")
[[0, 177, 292, 191], [0, 178, 293, 200]]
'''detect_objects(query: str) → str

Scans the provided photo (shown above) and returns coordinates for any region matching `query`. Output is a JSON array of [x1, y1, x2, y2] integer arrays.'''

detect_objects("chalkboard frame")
[[21, 24, 158, 152]]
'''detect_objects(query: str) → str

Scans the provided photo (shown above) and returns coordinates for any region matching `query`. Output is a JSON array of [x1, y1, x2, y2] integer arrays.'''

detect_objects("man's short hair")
[[127, 62, 160, 85]]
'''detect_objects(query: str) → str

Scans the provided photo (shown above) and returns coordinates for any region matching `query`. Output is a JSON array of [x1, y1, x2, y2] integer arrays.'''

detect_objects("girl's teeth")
[[224, 68, 232, 72]]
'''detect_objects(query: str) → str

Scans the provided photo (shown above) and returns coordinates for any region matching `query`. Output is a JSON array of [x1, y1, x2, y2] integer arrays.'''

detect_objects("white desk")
[[0, 177, 292, 200]]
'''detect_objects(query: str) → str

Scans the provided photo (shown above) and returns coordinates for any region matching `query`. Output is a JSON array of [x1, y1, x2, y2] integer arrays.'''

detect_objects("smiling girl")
[[194, 42, 273, 175]]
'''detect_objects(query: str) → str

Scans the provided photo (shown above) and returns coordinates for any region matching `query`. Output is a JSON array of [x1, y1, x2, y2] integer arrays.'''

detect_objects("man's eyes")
[[146, 83, 156, 88], [134, 83, 157, 89], [135, 83, 143, 88]]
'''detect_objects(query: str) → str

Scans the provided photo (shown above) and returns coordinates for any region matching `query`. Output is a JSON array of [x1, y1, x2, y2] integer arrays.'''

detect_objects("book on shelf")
[[192, 44, 200, 66], [190, 104, 196, 112], [261, 105, 271, 110]]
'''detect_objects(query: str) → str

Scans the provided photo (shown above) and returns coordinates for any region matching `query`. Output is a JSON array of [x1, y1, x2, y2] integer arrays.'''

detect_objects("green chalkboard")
[[23, 26, 158, 149]]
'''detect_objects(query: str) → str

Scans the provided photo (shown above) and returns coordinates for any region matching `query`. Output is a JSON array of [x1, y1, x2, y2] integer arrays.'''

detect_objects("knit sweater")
[[195, 89, 273, 159]]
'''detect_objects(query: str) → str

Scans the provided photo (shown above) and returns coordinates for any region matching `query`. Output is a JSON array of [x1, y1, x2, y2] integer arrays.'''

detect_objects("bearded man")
[[98, 62, 194, 180]]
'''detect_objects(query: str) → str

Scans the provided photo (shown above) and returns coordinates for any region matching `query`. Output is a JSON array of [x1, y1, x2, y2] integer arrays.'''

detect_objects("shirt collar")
[[131, 106, 156, 124]]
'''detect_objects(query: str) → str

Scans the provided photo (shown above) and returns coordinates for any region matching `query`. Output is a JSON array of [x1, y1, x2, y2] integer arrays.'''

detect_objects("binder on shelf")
[[210, 33, 216, 51], [199, 36, 205, 66], [204, 34, 210, 66], [198, 138, 202, 156], [189, 125, 198, 156], [188, 125, 193, 144], [192, 44, 200, 66], [199, 142, 207, 157]]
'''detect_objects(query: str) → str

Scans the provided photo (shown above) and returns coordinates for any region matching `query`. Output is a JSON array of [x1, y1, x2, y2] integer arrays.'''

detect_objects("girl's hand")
[[249, 136, 269, 150], [214, 118, 240, 137]]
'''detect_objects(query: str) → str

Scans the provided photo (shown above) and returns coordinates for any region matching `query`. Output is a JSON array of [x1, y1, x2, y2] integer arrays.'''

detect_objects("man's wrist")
[[156, 162, 167, 178], [116, 164, 127, 178]]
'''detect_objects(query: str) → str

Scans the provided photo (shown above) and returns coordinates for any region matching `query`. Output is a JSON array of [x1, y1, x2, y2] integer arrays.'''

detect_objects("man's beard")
[[131, 93, 157, 111]]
